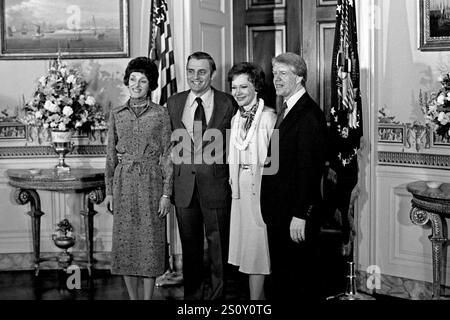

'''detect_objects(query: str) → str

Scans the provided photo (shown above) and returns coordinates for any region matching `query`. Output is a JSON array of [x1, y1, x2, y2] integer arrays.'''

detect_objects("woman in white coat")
[[227, 62, 276, 300]]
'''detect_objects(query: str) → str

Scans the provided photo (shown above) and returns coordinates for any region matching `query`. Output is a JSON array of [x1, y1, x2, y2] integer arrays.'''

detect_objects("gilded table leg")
[[410, 206, 447, 299], [428, 212, 447, 300], [14, 189, 44, 276], [80, 188, 104, 276]]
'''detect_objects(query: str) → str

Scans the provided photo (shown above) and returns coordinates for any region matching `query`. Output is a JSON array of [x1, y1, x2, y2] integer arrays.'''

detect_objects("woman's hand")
[[158, 196, 172, 219], [105, 195, 113, 214]]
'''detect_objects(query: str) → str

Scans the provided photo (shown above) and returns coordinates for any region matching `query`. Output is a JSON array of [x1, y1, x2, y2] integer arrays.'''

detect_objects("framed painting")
[[0, 122, 26, 140], [318, 0, 337, 7], [419, 0, 450, 51], [247, 0, 285, 9], [378, 123, 406, 145], [0, 0, 129, 59]]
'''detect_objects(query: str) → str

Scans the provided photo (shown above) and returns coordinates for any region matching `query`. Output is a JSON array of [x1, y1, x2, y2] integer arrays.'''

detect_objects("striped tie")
[[275, 102, 287, 129]]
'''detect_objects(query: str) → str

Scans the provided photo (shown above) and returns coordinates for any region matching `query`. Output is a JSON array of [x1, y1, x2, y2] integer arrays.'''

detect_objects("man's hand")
[[290, 217, 306, 243], [105, 195, 113, 214]]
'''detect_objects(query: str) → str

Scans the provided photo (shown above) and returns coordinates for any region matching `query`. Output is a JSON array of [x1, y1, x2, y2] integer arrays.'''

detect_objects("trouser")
[[267, 224, 320, 301], [176, 183, 230, 300]]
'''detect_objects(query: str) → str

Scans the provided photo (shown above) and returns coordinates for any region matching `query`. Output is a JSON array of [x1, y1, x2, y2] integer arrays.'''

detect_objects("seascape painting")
[[420, 0, 450, 50], [0, 0, 129, 59], [430, 0, 450, 37]]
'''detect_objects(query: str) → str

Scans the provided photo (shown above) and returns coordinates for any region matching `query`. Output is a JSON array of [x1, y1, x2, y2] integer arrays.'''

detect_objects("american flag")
[[330, 0, 362, 169], [149, 0, 177, 107], [149, 0, 182, 281], [327, 0, 363, 251]]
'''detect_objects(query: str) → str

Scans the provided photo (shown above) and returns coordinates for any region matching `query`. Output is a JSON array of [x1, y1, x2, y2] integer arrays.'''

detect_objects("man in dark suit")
[[167, 52, 237, 300], [261, 53, 328, 300]]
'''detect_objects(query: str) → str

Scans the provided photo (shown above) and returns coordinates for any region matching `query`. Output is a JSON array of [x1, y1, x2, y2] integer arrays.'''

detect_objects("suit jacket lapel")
[[201, 88, 227, 150], [207, 88, 226, 130], [171, 91, 196, 153], [174, 91, 190, 130], [278, 92, 311, 140]]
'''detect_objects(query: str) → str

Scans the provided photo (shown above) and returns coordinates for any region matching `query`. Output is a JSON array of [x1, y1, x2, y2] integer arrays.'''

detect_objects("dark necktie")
[[194, 97, 207, 136], [275, 102, 287, 129]]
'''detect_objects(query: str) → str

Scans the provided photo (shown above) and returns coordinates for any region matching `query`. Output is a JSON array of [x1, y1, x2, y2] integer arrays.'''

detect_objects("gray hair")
[[272, 52, 307, 86]]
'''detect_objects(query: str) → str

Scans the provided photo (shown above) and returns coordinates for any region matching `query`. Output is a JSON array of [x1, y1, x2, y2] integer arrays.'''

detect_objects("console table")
[[407, 181, 450, 300], [7, 168, 105, 276]]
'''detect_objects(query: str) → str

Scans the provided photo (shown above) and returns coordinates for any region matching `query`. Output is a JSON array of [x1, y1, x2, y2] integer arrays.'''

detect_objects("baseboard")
[[357, 271, 450, 300], [0, 252, 112, 271]]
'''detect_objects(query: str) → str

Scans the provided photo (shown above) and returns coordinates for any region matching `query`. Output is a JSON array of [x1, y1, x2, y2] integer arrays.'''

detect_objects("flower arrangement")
[[378, 106, 400, 124], [54, 219, 74, 238], [20, 55, 106, 133], [420, 74, 450, 139]]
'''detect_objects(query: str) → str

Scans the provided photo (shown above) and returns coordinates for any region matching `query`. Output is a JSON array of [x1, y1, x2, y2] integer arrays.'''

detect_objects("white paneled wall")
[[376, 165, 450, 286], [191, 0, 233, 91], [0, 158, 111, 256]]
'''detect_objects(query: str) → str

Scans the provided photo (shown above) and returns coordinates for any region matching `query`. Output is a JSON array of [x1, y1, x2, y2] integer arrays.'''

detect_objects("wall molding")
[[378, 151, 450, 169], [0, 145, 106, 159], [0, 252, 112, 271], [357, 271, 449, 300]]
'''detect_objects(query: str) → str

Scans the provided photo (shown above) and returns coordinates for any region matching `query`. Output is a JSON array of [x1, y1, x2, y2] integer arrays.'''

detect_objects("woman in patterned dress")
[[105, 57, 173, 300], [227, 62, 276, 300]]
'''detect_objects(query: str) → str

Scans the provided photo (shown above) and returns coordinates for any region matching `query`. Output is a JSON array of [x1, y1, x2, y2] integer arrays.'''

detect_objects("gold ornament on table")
[[52, 219, 76, 269], [51, 130, 74, 172], [19, 52, 106, 171]]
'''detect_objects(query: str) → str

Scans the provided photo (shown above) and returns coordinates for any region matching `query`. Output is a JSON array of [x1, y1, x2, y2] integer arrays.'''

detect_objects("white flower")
[[62, 106, 73, 117], [39, 76, 46, 86], [66, 74, 76, 84], [437, 94, 446, 105], [438, 76, 444, 82], [438, 112, 449, 125], [58, 123, 67, 131], [44, 100, 59, 113], [85, 96, 96, 106], [21, 58, 107, 133]]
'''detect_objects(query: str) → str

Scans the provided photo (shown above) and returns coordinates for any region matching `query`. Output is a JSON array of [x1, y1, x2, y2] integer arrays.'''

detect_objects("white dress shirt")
[[283, 87, 306, 119], [182, 89, 214, 138]]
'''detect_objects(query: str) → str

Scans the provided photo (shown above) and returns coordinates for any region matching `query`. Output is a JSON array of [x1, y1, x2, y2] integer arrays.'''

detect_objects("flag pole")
[[150, 0, 182, 287], [326, 0, 374, 301]]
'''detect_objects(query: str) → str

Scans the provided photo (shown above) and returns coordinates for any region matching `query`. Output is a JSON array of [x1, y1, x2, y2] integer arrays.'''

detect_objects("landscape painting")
[[0, 0, 129, 59]]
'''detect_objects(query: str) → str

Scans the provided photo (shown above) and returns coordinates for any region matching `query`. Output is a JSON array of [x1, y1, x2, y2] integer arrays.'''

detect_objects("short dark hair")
[[123, 57, 159, 92], [272, 52, 307, 85], [187, 51, 217, 74], [227, 62, 266, 93]]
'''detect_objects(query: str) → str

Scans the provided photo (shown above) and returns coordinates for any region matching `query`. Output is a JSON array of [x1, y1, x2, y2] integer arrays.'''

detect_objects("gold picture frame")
[[0, 121, 27, 140], [378, 123, 406, 145], [0, 0, 129, 59], [419, 0, 450, 51]]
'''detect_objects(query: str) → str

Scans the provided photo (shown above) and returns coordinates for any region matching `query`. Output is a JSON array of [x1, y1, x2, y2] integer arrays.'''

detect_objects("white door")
[[190, 0, 234, 92]]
